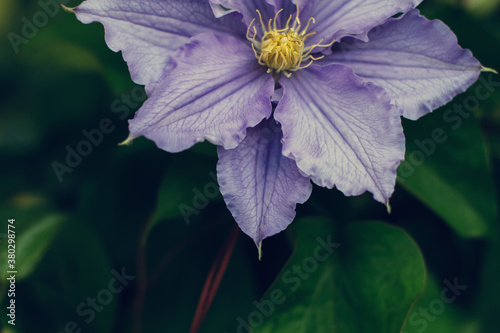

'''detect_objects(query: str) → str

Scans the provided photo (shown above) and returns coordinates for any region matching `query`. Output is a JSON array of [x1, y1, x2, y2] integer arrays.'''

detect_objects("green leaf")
[[463, 0, 500, 18], [256, 218, 426, 333], [22, 38, 103, 73], [398, 106, 496, 237], [0, 213, 65, 281], [402, 274, 478, 333], [10, 219, 116, 333], [147, 151, 220, 237]]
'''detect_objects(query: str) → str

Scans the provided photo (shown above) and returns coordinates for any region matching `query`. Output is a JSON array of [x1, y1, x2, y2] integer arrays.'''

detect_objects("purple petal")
[[209, 0, 275, 26], [217, 118, 312, 245], [75, 0, 246, 85], [275, 64, 405, 204], [267, 0, 309, 27], [128, 32, 274, 153], [267, 0, 308, 9], [324, 9, 482, 120], [209, 0, 238, 18], [301, 0, 421, 45]]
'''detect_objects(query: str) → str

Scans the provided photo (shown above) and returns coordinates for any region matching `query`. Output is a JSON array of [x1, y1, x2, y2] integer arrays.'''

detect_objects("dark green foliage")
[[1, 0, 499, 332]]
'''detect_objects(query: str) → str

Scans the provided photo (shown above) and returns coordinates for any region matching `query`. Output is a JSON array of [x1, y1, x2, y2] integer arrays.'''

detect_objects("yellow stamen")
[[273, 9, 283, 31], [246, 18, 256, 40], [284, 14, 293, 30], [246, 4, 335, 76], [301, 18, 315, 36], [256, 9, 266, 35], [292, 4, 301, 31]]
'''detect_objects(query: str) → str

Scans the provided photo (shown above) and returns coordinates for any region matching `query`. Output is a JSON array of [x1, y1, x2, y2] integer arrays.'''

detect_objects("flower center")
[[247, 6, 334, 77]]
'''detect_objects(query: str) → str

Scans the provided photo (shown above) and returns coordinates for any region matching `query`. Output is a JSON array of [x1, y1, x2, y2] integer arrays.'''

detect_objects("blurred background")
[[0, 0, 499, 332]]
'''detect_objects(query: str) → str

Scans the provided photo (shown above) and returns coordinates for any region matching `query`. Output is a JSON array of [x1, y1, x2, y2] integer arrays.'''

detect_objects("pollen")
[[247, 5, 334, 77]]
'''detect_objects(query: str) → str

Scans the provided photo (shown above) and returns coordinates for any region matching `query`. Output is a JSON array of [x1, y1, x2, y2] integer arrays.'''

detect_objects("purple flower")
[[73, 0, 484, 251]]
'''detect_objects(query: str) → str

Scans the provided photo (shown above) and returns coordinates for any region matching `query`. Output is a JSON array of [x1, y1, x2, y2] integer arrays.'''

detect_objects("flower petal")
[[266, 0, 309, 14], [217, 118, 313, 245], [301, 0, 421, 44], [324, 9, 482, 120], [209, 0, 275, 26], [209, 1, 238, 18], [75, 0, 246, 85], [128, 32, 274, 153], [267, 0, 309, 27], [275, 64, 405, 204]]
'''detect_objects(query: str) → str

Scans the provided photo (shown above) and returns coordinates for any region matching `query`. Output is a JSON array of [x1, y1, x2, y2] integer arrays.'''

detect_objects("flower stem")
[[189, 226, 240, 333]]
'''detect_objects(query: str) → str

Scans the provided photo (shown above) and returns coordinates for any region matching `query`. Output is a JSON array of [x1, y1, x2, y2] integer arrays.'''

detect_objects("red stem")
[[189, 227, 240, 333]]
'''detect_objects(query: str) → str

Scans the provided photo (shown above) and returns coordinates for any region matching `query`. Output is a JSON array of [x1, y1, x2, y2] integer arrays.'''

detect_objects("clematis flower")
[[72, 0, 487, 252]]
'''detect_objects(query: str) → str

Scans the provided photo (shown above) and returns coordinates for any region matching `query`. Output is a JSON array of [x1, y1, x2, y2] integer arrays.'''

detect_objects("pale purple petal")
[[217, 118, 313, 245], [128, 32, 274, 152], [209, 0, 274, 26], [209, 1, 238, 18], [301, 0, 422, 45], [324, 9, 482, 120], [75, 0, 246, 85], [275, 64, 405, 204]]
